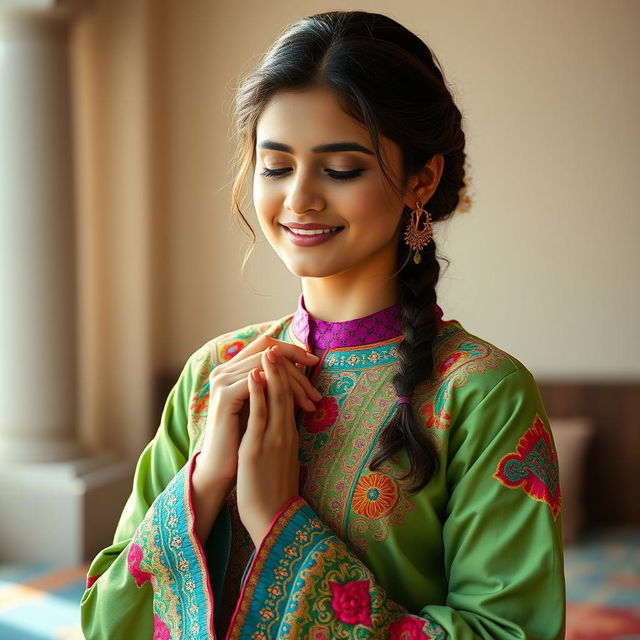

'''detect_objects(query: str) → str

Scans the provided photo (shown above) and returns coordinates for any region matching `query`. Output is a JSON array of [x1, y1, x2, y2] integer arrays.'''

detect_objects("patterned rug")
[[565, 528, 640, 640], [0, 528, 638, 639]]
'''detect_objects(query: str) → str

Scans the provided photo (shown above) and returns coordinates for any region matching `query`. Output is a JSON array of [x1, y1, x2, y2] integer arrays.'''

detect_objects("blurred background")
[[0, 0, 638, 638]]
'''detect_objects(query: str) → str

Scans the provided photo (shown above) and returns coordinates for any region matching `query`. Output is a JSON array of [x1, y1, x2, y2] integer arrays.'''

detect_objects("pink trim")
[[187, 452, 217, 637], [86, 573, 101, 589], [224, 495, 304, 640]]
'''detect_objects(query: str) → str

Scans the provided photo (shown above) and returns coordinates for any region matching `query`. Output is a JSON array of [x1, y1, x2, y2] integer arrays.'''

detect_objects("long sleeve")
[[80, 356, 218, 639], [224, 366, 565, 639]]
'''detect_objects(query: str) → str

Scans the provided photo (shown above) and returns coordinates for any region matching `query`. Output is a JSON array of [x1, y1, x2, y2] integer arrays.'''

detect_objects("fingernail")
[[267, 347, 278, 363], [306, 399, 316, 411], [306, 352, 320, 360]]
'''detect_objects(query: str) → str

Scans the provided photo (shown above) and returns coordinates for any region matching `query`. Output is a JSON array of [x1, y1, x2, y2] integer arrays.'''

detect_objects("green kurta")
[[81, 309, 565, 639]]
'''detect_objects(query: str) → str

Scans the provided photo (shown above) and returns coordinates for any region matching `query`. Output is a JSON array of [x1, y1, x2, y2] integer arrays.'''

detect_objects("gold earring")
[[404, 199, 433, 264]]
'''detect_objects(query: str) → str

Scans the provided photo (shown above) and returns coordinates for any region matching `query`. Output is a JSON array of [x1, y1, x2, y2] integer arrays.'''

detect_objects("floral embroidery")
[[329, 579, 372, 627], [153, 613, 171, 640], [494, 415, 561, 519], [352, 473, 398, 518], [308, 626, 330, 640], [389, 615, 432, 639], [127, 542, 155, 587], [419, 399, 451, 432], [304, 396, 339, 433]]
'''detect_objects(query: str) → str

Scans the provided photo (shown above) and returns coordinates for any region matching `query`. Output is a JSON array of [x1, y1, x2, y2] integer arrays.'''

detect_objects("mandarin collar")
[[291, 293, 443, 350]]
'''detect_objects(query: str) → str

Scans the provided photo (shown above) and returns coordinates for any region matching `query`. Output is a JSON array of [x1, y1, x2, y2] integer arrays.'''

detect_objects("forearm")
[[191, 454, 232, 543]]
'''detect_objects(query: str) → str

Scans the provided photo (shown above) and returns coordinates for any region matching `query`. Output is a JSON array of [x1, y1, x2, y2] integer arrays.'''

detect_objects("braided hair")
[[231, 11, 469, 492]]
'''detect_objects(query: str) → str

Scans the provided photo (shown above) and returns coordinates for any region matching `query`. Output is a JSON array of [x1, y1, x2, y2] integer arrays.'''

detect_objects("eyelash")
[[260, 167, 364, 181]]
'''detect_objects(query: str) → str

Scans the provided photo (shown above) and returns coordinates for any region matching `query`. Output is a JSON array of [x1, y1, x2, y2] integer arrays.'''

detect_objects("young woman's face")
[[253, 86, 409, 281]]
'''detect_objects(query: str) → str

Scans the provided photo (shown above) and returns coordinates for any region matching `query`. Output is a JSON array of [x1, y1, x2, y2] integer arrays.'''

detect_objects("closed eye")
[[260, 167, 364, 181]]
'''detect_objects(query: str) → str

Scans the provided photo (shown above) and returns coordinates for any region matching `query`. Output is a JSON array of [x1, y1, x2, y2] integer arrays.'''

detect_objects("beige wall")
[[73, 0, 639, 456]]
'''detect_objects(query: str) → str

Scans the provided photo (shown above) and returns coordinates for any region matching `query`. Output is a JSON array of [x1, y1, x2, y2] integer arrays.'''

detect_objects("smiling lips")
[[280, 223, 344, 246]]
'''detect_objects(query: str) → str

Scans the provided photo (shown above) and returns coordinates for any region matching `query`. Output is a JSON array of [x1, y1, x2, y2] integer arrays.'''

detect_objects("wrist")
[[192, 454, 234, 493]]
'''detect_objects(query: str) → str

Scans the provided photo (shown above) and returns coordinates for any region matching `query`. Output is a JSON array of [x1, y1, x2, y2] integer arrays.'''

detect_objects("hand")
[[192, 336, 320, 542], [196, 334, 321, 488], [237, 346, 300, 546]]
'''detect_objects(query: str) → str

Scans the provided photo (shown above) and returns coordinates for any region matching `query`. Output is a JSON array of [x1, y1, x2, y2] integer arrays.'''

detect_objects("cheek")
[[341, 180, 400, 231], [252, 179, 280, 228]]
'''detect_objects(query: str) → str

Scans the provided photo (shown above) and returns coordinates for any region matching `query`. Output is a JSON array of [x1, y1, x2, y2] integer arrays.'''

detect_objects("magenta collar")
[[291, 294, 443, 350]]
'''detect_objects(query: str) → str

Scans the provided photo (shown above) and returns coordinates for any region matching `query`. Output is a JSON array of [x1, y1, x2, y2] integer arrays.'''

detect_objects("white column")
[[0, 4, 82, 463], [0, 1, 132, 564]]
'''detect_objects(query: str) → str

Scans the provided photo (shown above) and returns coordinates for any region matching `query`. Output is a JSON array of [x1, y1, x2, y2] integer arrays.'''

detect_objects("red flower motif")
[[389, 616, 431, 640], [127, 543, 154, 587], [305, 396, 339, 433], [153, 613, 171, 640], [329, 579, 372, 627], [222, 340, 245, 360]]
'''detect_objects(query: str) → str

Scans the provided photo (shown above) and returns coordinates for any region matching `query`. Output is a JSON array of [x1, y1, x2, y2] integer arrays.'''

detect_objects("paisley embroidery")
[[417, 333, 512, 439], [493, 415, 562, 519], [351, 473, 398, 518], [299, 365, 416, 555]]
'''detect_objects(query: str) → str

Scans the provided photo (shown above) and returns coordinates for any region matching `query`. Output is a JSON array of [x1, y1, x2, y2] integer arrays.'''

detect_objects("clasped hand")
[[237, 346, 307, 546], [196, 335, 321, 547]]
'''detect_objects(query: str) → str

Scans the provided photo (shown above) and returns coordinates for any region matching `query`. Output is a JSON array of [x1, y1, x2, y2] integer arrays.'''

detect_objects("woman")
[[81, 11, 565, 639]]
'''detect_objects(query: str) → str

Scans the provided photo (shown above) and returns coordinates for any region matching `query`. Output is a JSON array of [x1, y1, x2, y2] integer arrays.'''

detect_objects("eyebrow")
[[257, 139, 374, 156]]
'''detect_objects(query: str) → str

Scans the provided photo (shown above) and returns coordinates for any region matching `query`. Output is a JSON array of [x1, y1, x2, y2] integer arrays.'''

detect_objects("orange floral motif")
[[352, 473, 398, 518], [222, 340, 245, 361]]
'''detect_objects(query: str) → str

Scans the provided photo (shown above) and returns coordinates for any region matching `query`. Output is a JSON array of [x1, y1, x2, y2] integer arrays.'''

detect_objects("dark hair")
[[231, 11, 469, 492]]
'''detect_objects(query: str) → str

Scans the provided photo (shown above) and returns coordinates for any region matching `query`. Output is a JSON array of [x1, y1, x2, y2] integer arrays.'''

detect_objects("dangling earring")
[[404, 199, 433, 264]]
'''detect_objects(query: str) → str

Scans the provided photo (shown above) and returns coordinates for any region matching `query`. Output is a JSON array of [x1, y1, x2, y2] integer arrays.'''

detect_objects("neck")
[[301, 273, 399, 322]]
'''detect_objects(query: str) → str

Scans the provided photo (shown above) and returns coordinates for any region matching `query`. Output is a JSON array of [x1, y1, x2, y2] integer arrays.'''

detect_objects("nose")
[[283, 170, 326, 215]]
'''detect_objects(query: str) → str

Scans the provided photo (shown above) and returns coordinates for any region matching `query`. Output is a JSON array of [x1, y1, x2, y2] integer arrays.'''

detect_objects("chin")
[[283, 258, 345, 279]]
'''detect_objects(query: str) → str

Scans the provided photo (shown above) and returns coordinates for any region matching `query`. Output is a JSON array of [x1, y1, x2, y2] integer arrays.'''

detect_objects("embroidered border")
[[130, 457, 215, 638]]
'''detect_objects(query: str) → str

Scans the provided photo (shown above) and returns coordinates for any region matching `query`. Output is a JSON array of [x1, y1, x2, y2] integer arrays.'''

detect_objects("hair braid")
[[369, 238, 440, 492]]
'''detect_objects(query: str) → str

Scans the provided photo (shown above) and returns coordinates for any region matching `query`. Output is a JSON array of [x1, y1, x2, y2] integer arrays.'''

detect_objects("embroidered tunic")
[[81, 297, 565, 639]]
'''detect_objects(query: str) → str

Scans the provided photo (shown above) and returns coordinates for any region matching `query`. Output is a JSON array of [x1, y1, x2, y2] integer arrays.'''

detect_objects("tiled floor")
[[0, 564, 86, 640], [0, 528, 639, 640]]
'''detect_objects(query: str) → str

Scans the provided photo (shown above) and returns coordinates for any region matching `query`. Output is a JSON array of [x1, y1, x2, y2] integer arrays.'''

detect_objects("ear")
[[404, 153, 444, 208]]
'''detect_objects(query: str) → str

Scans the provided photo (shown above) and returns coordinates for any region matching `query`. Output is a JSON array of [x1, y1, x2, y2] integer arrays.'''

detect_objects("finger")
[[224, 333, 319, 368], [220, 347, 321, 404], [262, 348, 294, 420], [244, 368, 267, 444], [280, 355, 323, 403]]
